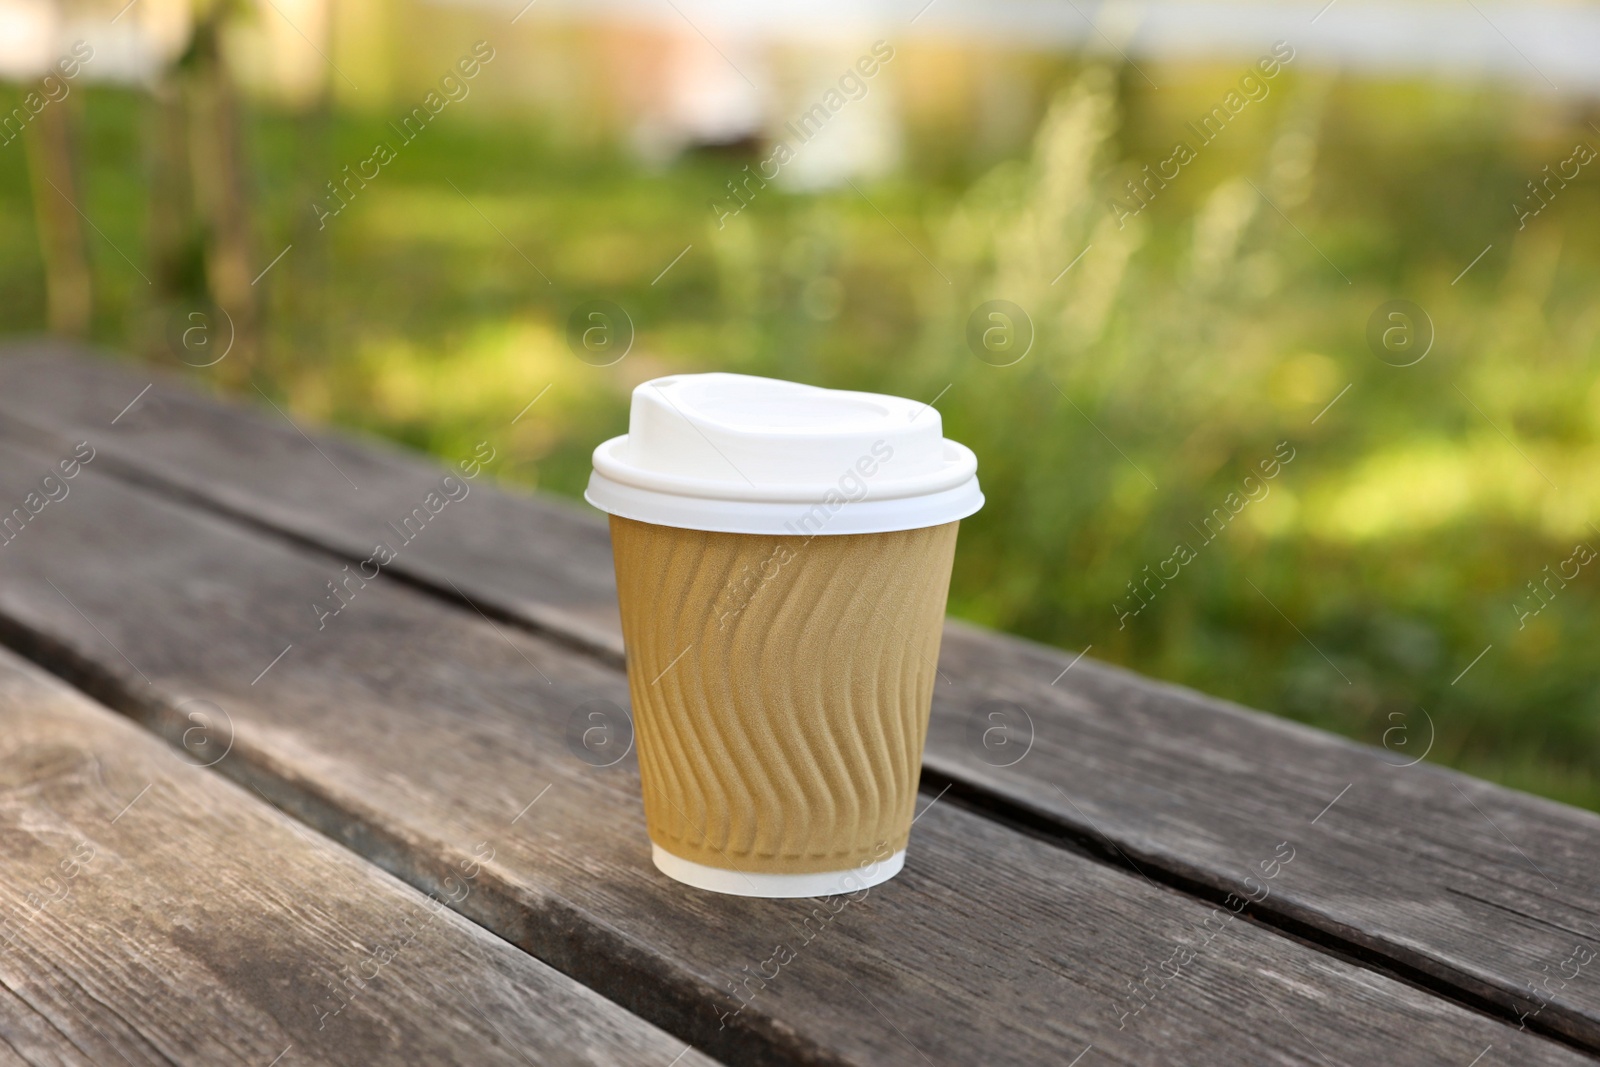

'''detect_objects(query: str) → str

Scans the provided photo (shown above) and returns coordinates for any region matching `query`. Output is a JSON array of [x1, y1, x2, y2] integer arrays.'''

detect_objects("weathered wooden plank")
[[0, 432, 1586, 1066], [0, 647, 715, 1067], [926, 622, 1600, 1048], [2, 342, 1597, 1049], [0, 341, 625, 660]]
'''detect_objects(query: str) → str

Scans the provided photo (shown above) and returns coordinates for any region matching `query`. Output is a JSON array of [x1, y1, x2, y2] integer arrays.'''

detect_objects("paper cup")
[[587, 374, 982, 896]]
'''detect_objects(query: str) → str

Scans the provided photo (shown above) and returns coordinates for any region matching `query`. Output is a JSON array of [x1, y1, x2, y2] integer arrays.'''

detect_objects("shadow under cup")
[[609, 515, 959, 897]]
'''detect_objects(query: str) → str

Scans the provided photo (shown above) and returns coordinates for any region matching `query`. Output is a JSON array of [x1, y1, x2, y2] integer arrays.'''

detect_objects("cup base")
[[650, 844, 906, 898]]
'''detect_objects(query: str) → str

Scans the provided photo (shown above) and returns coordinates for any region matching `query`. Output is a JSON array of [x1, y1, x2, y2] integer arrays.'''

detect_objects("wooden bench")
[[0, 339, 1595, 1066]]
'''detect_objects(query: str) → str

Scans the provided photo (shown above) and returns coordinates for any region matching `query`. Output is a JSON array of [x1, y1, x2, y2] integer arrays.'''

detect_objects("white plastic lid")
[[584, 373, 983, 535]]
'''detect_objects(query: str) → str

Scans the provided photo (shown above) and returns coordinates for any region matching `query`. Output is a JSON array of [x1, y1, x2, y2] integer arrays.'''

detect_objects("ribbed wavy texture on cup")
[[609, 516, 959, 875]]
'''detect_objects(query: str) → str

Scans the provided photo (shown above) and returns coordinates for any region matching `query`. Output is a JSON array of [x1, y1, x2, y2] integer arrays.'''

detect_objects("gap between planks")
[[917, 764, 1600, 1060]]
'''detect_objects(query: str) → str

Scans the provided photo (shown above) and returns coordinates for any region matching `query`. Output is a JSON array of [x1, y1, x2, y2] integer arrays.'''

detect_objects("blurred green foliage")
[[1, 58, 1596, 809]]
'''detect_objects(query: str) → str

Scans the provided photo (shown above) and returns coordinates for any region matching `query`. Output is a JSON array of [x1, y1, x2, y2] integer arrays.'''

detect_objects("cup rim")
[[591, 433, 978, 501], [585, 462, 983, 535]]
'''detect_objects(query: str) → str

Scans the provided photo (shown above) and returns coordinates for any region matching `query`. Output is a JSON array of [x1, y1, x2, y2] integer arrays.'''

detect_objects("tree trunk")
[[23, 88, 91, 337], [186, 13, 258, 380]]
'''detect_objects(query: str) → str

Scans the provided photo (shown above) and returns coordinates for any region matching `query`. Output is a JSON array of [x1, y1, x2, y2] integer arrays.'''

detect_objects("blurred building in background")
[[7, 0, 1598, 182]]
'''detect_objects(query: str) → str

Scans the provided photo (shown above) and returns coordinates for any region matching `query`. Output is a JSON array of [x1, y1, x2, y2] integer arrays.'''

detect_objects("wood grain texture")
[[4, 344, 1595, 1048], [926, 623, 1600, 1046], [0, 646, 714, 1067], [0, 341, 625, 660], [0, 434, 1586, 1066]]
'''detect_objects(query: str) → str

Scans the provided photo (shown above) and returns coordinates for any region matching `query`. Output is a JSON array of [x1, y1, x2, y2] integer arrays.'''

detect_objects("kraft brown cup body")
[[609, 515, 959, 875]]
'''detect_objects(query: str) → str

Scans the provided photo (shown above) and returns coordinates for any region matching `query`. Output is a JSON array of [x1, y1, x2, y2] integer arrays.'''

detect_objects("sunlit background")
[[2, 0, 1597, 808]]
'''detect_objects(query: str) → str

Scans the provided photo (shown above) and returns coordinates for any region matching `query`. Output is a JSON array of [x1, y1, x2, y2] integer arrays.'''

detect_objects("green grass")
[[2, 63, 1596, 810]]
